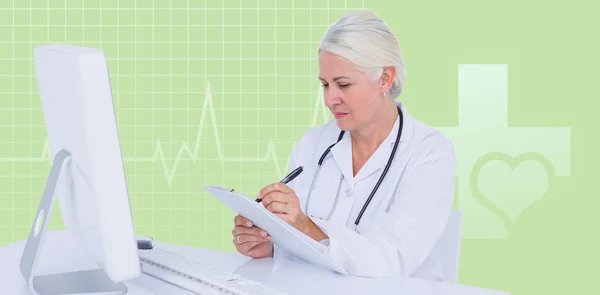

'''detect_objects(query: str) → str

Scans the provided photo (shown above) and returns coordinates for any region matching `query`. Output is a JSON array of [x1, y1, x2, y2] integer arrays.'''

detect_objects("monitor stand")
[[19, 150, 127, 295]]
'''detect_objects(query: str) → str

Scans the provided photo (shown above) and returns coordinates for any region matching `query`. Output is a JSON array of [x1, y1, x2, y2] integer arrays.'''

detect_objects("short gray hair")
[[318, 10, 405, 99]]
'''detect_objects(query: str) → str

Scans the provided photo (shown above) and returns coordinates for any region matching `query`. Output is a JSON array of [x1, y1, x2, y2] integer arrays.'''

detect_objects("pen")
[[255, 166, 304, 202]]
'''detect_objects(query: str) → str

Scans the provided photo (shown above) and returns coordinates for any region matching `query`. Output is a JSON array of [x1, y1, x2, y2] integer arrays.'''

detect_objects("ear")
[[379, 66, 396, 94]]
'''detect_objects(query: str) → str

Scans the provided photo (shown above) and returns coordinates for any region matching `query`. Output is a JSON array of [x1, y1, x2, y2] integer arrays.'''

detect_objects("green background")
[[0, 0, 597, 294]]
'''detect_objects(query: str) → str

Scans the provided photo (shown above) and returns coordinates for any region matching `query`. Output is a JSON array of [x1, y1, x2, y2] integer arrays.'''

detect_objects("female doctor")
[[231, 10, 456, 281]]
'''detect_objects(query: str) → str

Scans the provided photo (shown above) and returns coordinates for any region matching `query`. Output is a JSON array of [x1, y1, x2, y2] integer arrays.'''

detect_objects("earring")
[[383, 92, 387, 97]]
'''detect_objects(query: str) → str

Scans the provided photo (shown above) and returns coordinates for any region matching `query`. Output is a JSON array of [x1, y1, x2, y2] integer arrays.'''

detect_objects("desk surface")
[[0, 230, 509, 295]]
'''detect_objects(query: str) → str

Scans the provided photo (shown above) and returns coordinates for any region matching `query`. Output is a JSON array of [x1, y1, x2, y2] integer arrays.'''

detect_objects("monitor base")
[[29, 269, 127, 295], [18, 149, 127, 295]]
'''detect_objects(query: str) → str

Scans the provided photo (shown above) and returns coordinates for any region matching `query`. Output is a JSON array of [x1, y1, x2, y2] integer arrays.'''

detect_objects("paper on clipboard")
[[202, 185, 347, 275]]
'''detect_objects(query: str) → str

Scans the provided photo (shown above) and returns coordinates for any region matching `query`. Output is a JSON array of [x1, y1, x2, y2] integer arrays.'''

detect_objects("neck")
[[351, 100, 399, 155]]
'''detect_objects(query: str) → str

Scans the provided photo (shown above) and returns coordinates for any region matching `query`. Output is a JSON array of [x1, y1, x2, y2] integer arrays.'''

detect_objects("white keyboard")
[[138, 248, 289, 295]]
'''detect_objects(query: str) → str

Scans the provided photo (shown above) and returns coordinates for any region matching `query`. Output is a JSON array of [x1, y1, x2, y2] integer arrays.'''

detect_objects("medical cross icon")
[[437, 64, 571, 240]]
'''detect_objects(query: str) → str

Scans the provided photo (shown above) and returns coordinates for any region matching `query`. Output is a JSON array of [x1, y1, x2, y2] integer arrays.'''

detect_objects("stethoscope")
[[304, 105, 404, 231]]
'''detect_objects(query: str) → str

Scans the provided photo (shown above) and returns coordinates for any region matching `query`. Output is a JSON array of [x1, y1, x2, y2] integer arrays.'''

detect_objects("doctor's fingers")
[[233, 233, 270, 245], [265, 201, 296, 214], [237, 241, 270, 258], [233, 215, 254, 227], [235, 240, 261, 254], [261, 191, 299, 208], [232, 224, 270, 239], [257, 182, 293, 199]]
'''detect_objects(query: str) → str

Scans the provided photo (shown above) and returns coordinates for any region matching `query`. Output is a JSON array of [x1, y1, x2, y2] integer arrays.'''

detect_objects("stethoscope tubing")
[[304, 106, 404, 231]]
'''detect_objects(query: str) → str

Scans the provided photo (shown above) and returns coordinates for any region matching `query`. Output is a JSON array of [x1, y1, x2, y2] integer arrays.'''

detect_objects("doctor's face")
[[318, 50, 385, 131]]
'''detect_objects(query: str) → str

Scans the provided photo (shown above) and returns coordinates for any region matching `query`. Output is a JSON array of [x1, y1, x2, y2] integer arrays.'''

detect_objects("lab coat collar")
[[330, 101, 412, 185]]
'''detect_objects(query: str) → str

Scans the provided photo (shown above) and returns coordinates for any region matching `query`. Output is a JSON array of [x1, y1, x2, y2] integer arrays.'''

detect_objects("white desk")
[[0, 230, 509, 295]]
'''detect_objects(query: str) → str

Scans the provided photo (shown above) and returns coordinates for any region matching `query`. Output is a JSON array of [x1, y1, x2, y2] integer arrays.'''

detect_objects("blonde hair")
[[318, 10, 405, 99]]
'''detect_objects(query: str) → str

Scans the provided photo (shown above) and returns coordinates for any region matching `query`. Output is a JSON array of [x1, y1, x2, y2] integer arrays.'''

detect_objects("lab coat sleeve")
[[310, 137, 457, 278]]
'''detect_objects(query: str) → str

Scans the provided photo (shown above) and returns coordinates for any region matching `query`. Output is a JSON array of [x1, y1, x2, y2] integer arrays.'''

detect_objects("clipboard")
[[202, 185, 347, 275]]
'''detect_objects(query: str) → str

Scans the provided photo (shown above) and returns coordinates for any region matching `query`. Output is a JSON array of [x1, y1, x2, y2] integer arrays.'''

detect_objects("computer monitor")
[[19, 44, 141, 295]]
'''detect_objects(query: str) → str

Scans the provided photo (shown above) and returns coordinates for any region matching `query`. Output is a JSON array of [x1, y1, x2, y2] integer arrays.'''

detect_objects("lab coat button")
[[345, 188, 353, 197]]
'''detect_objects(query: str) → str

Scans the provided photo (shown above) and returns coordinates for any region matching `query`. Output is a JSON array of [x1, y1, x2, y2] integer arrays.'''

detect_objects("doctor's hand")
[[232, 215, 273, 258], [258, 183, 328, 242], [258, 183, 308, 231], [257, 182, 327, 238]]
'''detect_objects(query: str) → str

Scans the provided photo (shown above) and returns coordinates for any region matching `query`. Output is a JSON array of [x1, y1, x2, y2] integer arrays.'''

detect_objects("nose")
[[324, 87, 342, 108]]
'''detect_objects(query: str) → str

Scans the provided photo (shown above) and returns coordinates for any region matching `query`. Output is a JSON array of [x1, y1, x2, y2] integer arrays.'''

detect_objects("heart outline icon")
[[470, 152, 556, 234]]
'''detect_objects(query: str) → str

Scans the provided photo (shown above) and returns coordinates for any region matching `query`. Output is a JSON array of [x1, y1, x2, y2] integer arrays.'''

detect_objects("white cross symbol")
[[437, 64, 571, 240]]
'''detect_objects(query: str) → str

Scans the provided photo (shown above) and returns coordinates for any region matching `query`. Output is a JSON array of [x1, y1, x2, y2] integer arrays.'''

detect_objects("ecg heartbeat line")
[[0, 82, 332, 184]]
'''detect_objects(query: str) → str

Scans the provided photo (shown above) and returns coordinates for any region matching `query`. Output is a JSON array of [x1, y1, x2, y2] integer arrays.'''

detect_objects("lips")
[[333, 112, 348, 119]]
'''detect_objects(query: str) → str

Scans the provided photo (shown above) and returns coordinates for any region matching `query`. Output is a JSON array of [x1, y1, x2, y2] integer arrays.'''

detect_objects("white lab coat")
[[276, 101, 457, 281]]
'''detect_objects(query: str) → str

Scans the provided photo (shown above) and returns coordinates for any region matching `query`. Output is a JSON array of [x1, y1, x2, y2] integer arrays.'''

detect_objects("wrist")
[[302, 215, 328, 242]]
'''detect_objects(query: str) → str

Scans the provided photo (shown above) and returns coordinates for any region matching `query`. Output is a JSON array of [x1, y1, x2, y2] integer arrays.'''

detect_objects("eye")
[[321, 83, 329, 88], [338, 83, 350, 88]]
